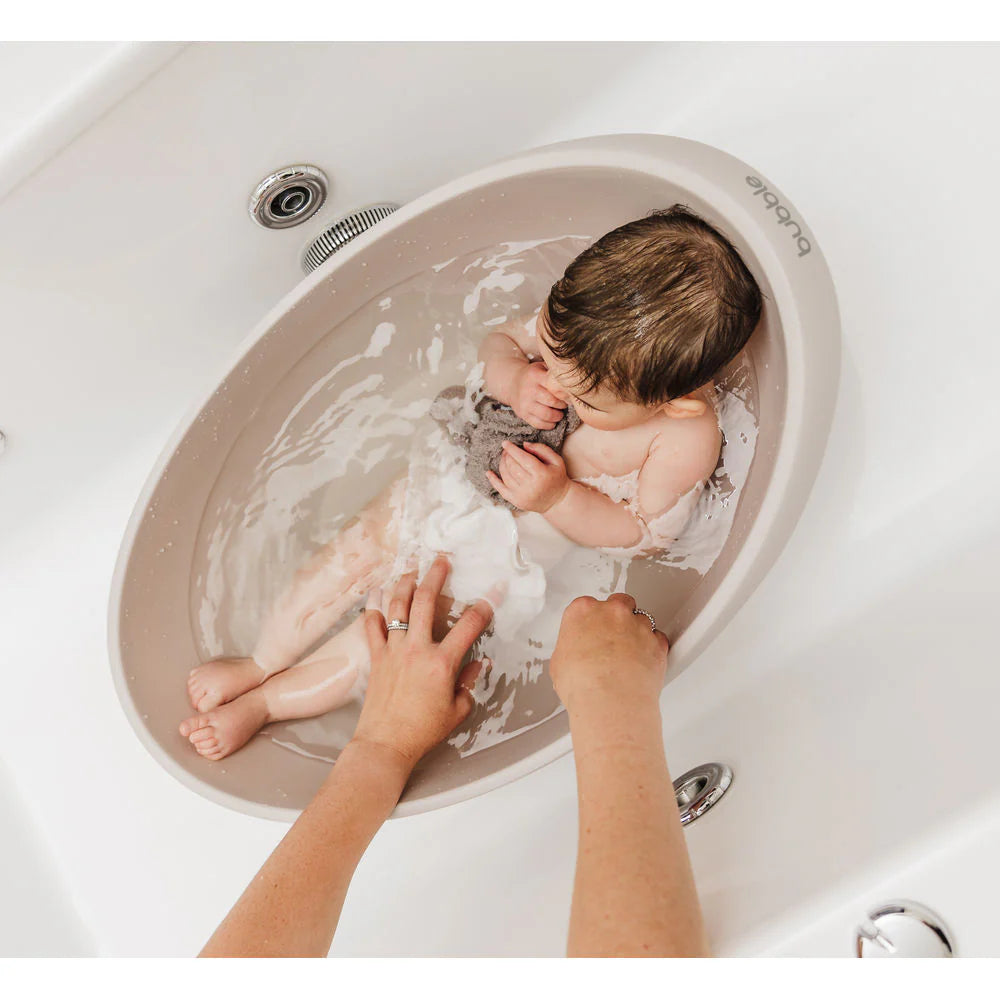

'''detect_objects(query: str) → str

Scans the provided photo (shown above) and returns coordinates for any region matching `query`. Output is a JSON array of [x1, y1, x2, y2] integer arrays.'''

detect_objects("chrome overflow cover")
[[249, 165, 328, 230], [673, 762, 732, 827], [855, 900, 955, 957]]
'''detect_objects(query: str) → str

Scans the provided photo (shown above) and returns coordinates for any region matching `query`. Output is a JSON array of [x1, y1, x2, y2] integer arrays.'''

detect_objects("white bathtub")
[[2, 41, 999, 957]]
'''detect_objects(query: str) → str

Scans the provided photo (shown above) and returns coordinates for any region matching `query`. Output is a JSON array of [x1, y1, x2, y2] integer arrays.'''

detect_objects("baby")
[[179, 205, 762, 761]]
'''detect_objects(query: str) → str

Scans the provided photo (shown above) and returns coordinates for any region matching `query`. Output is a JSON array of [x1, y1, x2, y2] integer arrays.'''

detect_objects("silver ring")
[[386, 619, 409, 632], [632, 608, 656, 631]]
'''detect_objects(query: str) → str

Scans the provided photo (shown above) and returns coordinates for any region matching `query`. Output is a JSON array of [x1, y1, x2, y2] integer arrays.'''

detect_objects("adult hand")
[[512, 361, 568, 430], [549, 593, 669, 719], [353, 555, 493, 768]]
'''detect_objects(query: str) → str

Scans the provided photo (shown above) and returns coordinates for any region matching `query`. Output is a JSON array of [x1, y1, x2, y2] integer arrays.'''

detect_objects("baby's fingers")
[[535, 386, 567, 410], [522, 441, 562, 466], [486, 469, 518, 506], [523, 410, 559, 431], [501, 440, 540, 472]]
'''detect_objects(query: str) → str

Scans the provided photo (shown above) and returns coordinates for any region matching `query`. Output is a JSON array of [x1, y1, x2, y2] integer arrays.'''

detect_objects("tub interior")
[[116, 164, 786, 813]]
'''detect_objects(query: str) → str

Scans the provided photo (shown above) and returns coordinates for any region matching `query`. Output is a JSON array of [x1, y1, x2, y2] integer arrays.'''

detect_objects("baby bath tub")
[[109, 133, 840, 820]]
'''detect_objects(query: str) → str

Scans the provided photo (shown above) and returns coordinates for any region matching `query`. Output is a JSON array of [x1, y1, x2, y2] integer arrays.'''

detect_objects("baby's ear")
[[661, 395, 707, 419]]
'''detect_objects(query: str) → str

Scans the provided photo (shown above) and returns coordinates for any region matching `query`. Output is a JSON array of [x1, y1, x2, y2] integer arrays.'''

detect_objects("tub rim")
[[108, 132, 840, 822]]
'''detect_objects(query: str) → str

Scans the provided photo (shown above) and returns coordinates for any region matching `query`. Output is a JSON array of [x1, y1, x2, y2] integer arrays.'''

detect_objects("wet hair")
[[544, 205, 763, 405]]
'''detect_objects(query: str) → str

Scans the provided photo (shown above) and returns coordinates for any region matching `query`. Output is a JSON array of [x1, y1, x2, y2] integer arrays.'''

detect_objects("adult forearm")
[[200, 739, 410, 957], [567, 705, 709, 958], [543, 481, 645, 549]]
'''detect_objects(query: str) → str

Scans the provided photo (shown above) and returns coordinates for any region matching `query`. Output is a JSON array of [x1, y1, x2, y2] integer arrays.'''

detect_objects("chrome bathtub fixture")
[[248, 165, 328, 230], [302, 203, 400, 273], [855, 900, 955, 957], [673, 762, 732, 827]]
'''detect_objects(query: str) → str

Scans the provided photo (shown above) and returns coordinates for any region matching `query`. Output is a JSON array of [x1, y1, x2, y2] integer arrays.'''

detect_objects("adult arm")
[[550, 594, 710, 957], [200, 557, 491, 957]]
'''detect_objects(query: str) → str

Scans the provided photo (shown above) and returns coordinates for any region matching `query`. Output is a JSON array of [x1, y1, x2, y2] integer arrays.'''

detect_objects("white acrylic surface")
[[1, 41, 999, 955]]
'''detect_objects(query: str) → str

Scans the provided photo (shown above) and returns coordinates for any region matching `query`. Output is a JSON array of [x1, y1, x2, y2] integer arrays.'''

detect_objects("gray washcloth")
[[431, 386, 581, 511]]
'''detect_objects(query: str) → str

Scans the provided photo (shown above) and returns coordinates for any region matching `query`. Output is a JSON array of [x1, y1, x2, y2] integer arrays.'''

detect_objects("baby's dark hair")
[[544, 206, 763, 405]]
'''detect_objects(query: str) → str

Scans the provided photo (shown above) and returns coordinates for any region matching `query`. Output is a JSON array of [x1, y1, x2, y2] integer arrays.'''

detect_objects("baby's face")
[[536, 320, 662, 432]]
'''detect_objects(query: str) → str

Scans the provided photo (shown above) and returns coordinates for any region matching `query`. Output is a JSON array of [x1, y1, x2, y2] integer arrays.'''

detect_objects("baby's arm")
[[488, 435, 711, 551], [478, 315, 567, 430]]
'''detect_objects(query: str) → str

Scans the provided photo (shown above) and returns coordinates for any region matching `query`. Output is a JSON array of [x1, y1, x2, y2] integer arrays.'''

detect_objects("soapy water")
[[190, 235, 758, 762]]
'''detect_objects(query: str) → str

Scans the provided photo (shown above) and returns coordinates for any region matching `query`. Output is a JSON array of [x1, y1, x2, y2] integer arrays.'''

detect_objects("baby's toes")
[[194, 692, 219, 714], [194, 737, 220, 756], [179, 714, 213, 740], [187, 676, 207, 710]]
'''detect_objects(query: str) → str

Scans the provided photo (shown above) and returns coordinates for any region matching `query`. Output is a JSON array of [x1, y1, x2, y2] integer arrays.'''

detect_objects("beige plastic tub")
[[109, 133, 840, 820]]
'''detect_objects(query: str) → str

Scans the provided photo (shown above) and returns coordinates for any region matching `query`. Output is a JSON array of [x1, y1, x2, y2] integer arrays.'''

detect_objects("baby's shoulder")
[[645, 407, 722, 481]]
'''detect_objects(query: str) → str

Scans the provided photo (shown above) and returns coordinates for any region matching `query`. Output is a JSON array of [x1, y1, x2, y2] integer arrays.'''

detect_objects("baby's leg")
[[186, 478, 404, 713], [180, 613, 371, 760], [179, 587, 465, 760], [252, 477, 404, 674]]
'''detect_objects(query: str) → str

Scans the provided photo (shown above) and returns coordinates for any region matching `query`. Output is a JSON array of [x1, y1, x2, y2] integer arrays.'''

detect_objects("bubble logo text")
[[746, 176, 811, 258]]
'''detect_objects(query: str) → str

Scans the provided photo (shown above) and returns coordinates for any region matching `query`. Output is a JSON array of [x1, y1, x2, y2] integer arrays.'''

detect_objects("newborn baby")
[[179, 205, 762, 761]]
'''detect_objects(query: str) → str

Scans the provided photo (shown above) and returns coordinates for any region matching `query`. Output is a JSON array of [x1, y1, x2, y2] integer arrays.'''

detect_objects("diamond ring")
[[632, 608, 656, 631], [386, 619, 409, 632]]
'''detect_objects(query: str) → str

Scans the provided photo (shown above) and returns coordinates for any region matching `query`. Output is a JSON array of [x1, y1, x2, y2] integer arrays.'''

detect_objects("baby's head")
[[537, 206, 762, 430]]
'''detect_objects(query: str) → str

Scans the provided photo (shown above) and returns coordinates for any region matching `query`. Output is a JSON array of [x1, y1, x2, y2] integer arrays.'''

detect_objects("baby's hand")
[[512, 362, 567, 431], [487, 441, 571, 513]]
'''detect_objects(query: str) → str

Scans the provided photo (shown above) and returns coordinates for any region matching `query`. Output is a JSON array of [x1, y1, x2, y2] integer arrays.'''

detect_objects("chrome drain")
[[249, 165, 328, 230], [302, 203, 400, 273], [856, 901, 955, 957], [673, 762, 732, 827]]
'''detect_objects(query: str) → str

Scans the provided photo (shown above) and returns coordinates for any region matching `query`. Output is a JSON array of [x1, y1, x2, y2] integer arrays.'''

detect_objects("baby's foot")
[[178, 691, 269, 760], [187, 656, 266, 713]]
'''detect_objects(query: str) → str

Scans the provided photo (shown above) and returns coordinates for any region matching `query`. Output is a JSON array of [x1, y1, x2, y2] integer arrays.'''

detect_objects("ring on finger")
[[632, 608, 656, 631], [386, 573, 417, 634]]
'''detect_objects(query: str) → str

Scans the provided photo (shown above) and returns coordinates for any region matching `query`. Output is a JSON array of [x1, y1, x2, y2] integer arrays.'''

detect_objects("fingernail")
[[365, 588, 382, 611]]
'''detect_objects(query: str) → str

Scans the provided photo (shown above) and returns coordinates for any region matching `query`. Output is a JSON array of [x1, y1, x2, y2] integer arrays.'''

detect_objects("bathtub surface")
[[3, 41, 1000, 956]]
